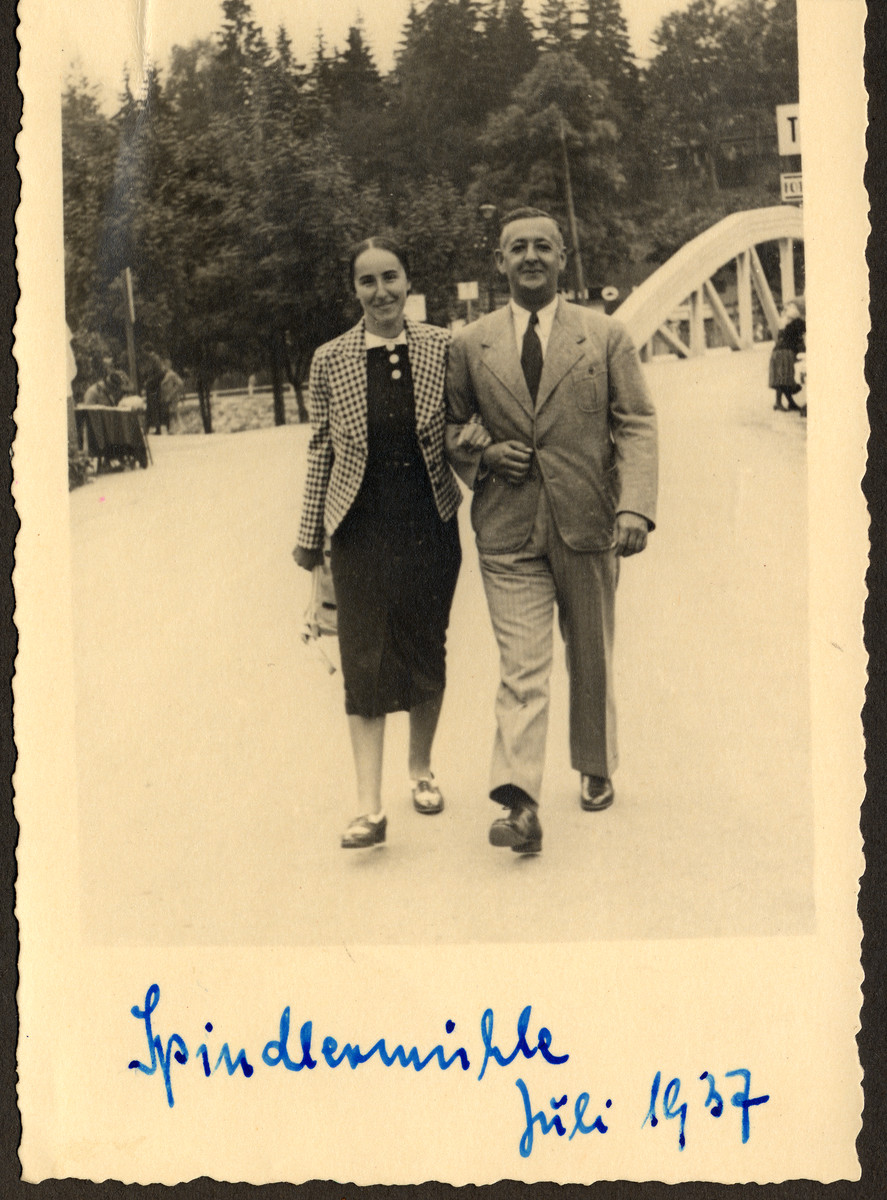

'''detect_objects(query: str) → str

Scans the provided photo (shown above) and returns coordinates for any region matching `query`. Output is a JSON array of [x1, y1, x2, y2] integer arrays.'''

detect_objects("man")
[[446, 207, 657, 854], [82, 354, 130, 407], [143, 350, 167, 434], [160, 360, 186, 433]]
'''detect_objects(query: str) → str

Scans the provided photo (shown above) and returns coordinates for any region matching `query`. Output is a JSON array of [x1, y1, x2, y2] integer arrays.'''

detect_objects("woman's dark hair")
[[348, 236, 411, 289]]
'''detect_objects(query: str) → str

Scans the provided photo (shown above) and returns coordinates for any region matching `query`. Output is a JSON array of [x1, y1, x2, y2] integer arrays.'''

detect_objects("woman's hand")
[[293, 545, 324, 571], [454, 418, 492, 453]]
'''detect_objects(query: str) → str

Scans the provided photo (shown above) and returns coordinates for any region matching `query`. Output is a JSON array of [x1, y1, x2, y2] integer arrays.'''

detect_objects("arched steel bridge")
[[615, 205, 804, 359]]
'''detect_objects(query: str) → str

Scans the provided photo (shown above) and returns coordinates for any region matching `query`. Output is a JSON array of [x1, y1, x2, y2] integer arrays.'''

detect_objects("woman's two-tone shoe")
[[411, 777, 444, 814], [341, 814, 387, 848]]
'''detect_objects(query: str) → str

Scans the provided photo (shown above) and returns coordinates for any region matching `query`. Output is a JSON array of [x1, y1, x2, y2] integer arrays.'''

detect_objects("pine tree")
[[476, 0, 538, 109], [319, 22, 383, 109], [266, 27, 316, 136], [644, 0, 731, 191], [575, 0, 640, 116], [537, 0, 581, 52], [217, 0, 272, 113], [391, 0, 493, 183], [218, 0, 270, 68]]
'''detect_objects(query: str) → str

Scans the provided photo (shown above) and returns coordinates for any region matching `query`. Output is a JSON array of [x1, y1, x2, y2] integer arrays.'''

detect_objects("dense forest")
[[63, 0, 799, 427]]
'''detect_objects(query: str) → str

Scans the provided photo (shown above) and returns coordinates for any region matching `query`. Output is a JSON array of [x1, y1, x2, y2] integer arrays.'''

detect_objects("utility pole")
[[121, 267, 138, 390], [558, 111, 586, 301]]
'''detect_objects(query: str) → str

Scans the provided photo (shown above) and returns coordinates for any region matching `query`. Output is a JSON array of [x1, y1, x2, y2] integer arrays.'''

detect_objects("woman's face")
[[353, 247, 410, 336]]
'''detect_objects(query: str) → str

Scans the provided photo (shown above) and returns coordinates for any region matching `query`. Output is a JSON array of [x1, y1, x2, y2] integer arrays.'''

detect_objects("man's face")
[[495, 217, 566, 310]]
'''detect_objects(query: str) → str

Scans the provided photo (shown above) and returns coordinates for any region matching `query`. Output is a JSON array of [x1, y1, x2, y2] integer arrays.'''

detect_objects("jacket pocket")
[[575, 363, 605, 413]]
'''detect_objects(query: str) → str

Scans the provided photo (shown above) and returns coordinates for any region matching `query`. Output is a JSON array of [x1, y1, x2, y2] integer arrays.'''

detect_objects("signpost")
[[404, 293, 427, 322], [776, 103, 802, 210], [780, 173, 803, 204], [775, 103, 801, 155], [457, 281, 479, 324]]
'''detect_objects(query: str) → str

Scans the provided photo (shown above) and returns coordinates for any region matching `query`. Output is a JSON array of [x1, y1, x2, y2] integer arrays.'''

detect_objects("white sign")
[[404, 293, 427, 321], [457, 281, 479, 302], [776, 103, 801, 155], [780, 172, 803, 203]]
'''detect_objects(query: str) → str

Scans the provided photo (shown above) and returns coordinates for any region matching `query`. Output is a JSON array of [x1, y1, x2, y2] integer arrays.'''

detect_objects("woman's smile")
[[353, 247, 410, 336]]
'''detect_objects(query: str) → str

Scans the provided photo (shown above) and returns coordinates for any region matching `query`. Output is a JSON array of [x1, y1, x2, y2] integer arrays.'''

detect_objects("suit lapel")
[[481, 307, 534, 418], [406, 320, 444, 431], [535, 299, 586, 413], [327, 321, 368, 449]]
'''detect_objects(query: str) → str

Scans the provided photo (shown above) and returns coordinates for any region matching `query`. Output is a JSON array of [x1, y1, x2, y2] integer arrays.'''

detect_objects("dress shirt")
[[509, 296, 558, 359]]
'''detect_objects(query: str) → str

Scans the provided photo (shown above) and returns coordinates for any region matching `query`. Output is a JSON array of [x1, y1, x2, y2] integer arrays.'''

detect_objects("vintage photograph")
[[15, 0, 868, 1186], [61, 0, 812, 948]]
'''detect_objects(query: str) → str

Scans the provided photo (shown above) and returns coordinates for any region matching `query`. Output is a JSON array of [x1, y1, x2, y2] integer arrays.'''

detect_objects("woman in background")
[[769, 297, 806, 412]]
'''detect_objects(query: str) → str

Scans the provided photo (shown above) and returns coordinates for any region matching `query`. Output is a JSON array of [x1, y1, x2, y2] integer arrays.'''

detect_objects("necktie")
[[521, 312, 543, 404]]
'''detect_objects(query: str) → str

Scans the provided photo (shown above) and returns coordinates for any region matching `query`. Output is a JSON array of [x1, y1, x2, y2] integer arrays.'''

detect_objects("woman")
[[293, 237, 487, 849], [769, 297, 806, 412]]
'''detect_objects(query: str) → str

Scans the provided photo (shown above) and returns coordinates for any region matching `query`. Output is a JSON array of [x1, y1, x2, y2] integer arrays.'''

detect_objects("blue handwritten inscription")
[[127, 986, 768, 1155], [643, 1069, 770, 1149], [261, 1005, 471, 1073], [129, 987, 569, 1107], [130, 985, 508, 1106], [478, 1005, 569, 1080], [128, 985, 254, 1107], [516, 1078, 612, 1157]]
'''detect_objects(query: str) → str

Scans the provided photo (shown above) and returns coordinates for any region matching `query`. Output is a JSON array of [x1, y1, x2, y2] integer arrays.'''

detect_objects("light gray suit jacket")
[[445, 299, 658, 554]]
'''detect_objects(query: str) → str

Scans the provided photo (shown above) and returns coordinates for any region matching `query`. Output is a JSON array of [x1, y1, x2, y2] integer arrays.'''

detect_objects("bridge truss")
[[615, 206, 804, 359]]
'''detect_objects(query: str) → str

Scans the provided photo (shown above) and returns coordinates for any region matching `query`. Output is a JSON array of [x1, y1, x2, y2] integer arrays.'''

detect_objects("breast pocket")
[[575, 362, 606, 413]]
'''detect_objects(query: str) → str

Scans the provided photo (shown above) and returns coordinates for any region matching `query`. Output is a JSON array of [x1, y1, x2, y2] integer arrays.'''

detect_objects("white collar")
[[365, 327, 408, 350], [509, 296, 558, 355]]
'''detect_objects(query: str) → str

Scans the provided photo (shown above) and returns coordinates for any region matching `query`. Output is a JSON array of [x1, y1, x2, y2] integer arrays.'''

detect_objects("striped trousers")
[[478, 490, 618, 804]]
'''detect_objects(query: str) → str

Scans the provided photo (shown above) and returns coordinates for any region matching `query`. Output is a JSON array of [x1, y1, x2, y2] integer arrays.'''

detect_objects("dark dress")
[[330, 343, 461, 718], [769, 317, 806, 389]]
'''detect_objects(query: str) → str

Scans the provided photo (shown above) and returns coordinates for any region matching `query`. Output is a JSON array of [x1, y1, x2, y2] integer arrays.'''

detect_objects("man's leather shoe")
[[580, 774, 614, 811], [489, 801, 542, 854]]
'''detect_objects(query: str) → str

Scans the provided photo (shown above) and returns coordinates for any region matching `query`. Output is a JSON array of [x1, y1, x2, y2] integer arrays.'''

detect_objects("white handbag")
[[300, 541, 337, 672]]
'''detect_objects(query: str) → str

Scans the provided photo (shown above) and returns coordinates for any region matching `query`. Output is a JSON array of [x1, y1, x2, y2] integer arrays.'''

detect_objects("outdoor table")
[[75, 405, 150, 470]]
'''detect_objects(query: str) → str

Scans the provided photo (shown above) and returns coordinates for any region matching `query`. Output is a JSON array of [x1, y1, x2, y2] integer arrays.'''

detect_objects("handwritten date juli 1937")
[[128, 984, 768, 1155]]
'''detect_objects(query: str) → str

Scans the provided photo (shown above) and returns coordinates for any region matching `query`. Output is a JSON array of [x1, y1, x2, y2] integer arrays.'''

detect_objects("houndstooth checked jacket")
[[296, 318, 463, 550]]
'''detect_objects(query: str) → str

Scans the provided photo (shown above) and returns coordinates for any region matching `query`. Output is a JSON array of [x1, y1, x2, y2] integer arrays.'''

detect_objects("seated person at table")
[[81, 355, 132, 407]]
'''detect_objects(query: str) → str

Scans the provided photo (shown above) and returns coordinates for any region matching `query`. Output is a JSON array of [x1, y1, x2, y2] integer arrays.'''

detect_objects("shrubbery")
[[68, 448, 93, 490]]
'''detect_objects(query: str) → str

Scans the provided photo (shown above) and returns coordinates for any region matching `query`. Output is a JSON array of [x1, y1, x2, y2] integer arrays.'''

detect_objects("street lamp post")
[[558, 112, 586, 301]]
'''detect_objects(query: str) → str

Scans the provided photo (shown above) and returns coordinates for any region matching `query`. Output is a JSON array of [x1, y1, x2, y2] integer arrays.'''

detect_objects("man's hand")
[[482, 440, 533, 485], [613, 512, 649, 557], [293, 545, 324, 571]]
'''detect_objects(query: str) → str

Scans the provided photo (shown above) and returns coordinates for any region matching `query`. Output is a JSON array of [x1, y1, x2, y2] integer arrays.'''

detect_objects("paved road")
[[70, 346, 812, 946]]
